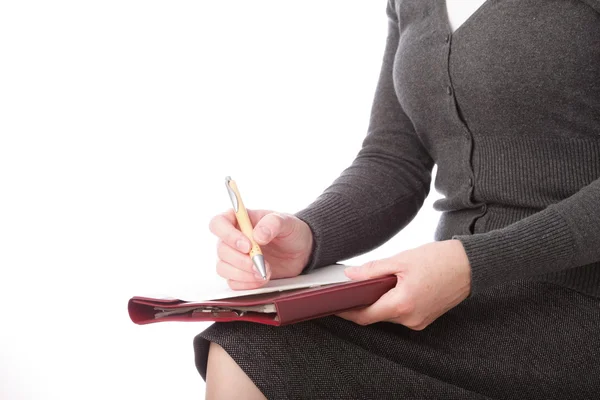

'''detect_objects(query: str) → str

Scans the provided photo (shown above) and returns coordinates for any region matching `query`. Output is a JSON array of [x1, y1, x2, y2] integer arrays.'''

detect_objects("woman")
[[195, 0, 600, 398]]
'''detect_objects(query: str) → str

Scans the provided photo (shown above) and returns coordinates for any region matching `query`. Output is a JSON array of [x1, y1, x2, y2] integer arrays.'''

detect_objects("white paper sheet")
[[141, 264, 353, 302], [203, 263, 353, 300]]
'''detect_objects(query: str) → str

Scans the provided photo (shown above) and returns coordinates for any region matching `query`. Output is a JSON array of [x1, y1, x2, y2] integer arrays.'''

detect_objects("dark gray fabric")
[[295, 0, 600, 297], [195, 281, 600, 399], [195, 1, 600, 398]]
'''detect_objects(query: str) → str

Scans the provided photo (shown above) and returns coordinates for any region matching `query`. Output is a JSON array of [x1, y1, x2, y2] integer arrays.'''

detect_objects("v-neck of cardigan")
[[440, 0, 493, 37]]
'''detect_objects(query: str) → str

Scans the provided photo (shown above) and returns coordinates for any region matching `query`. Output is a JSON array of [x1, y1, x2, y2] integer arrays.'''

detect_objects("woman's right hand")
[[209, 209, 314, 290]]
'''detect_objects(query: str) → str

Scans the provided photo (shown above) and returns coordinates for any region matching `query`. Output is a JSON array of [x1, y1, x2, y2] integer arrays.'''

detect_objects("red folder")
[[128, 275, 397, 326]]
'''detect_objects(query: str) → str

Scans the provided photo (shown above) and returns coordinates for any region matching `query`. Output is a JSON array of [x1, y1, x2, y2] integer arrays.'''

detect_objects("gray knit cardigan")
[[296, 0, 600, 297]]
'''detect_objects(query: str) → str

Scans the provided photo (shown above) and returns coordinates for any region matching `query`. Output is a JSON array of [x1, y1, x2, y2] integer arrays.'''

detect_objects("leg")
[[205, 341, 267, 400]]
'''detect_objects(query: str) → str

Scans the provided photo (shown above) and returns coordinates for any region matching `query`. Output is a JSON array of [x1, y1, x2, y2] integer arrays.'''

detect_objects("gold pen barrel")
[[225, 177, 267, 278]]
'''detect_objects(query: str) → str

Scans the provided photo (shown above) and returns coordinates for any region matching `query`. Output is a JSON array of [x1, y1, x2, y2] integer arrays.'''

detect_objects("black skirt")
[[193, 281, 600, 399]]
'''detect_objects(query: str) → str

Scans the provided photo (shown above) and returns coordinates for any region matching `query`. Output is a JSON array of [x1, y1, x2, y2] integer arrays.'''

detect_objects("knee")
[[205, 342, 266, 400], [207, 341, 229, 367]]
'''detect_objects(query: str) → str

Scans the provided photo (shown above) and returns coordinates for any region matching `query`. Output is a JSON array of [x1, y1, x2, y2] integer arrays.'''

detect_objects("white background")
[[0, 1, 442, 399]]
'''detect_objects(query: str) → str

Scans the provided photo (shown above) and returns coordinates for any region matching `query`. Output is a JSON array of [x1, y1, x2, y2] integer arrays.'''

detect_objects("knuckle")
[[241, 257, 253, 271], [208, 215, 220, 233], [216, 241, 225, 256], [269, 212, 292, 236], [226, 279, 237, 289], [404, 316, 426, 330], [215, 261, 226, 278], [224, 231, 240, 247], [393, 289, 415, 313], [267, 213, 283, 231], [396, 299, 415, 315], [409, 323, 427, 331], [363, 261, 378, 273], [217, 242, 235, 262]]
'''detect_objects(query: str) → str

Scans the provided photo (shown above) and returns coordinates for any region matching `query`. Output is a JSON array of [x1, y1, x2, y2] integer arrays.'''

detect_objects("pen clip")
[[225, 176, 239, 212]]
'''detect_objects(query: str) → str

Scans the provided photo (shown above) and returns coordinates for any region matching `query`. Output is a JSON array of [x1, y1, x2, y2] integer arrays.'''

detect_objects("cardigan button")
[[445, 34, 450, 43], [446, 86, 453, 95]]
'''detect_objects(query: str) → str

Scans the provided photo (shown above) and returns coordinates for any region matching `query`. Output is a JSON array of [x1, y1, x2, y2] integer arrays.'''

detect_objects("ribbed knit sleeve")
[[454, 177, 600, 294], [295, 1, 434, 273]]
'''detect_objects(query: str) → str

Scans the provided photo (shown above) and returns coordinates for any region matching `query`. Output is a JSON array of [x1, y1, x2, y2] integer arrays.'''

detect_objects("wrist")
[[299, 220, 315, 273], [448, 239, 472, 297]]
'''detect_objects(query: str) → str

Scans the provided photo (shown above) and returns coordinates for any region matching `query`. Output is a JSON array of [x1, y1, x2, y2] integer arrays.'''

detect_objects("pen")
[[224, 176, 267, 280]]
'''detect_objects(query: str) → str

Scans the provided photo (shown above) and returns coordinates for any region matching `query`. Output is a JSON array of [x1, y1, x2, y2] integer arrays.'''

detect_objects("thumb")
[[345, 259, 397, 281], [253, 212, 294, 245]]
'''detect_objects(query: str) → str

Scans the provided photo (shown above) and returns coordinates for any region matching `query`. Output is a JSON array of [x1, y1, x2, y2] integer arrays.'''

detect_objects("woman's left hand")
[[336, 240, 472, 330]]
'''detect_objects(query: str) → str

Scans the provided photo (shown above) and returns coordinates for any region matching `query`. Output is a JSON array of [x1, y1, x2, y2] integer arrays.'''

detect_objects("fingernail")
[[236, 239, 250, 252], [345, 266, 359, 275], [254, 272, 264, 280]]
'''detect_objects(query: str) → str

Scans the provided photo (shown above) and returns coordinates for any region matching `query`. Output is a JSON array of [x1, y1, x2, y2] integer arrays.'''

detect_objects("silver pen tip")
[[252, 254, 267, 279]]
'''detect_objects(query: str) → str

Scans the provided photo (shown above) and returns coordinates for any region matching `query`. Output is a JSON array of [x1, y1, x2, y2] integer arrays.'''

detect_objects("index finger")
[[209, 210, 251, 252], [336, 288, 401, 326], [208, 209, 277, 249]]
